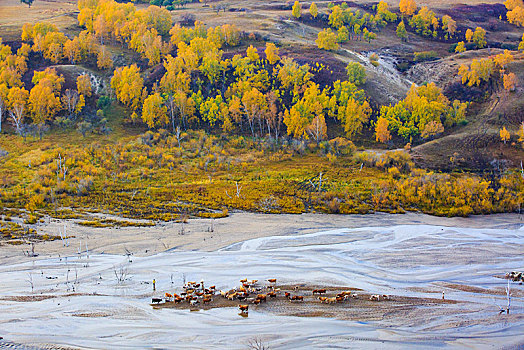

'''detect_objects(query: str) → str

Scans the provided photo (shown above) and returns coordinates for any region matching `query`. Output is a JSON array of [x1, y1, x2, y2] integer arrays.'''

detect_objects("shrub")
[[414, 51, 438, 62]]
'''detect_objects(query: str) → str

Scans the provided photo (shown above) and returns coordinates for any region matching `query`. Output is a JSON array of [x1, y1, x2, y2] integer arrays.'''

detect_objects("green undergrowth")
[[0, 220, 60, 244], [0, 129, 523, 223], [77, 218, 155, 228]]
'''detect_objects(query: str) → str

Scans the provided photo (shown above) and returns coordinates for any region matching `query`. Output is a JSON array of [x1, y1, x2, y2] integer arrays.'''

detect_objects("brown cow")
[[256, 294, 267, 302]]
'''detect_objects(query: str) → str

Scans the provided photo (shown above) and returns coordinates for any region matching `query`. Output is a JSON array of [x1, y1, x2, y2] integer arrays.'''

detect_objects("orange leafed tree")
[[399, 0, 417, 16], [503, 73, 518, 91], [375, 116, 391, 143], [507, 6, 524, 26]]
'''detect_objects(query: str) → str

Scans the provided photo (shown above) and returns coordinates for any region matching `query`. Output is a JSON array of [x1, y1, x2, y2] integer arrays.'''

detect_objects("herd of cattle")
[[506, 271, 524, 283], [151, 278, 391, 315]]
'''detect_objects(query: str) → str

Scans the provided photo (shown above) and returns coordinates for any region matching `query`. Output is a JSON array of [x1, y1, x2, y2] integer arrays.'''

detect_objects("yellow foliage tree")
[[242, 87, 268, 137], [421, 120, 444, 139], [307, 114, 327, 143], [472, 27, 487, 48], [494, 49, 514, 69], [505, 0, 524, 10], [517, 122, 524, 143], [503, 72, 518, 91], [29, 84, 61, 124], [399, 0, 417, 17], [507, 5, 524, 26], [292, 1, 302, 18], [96, 45, 113, 69], [7, 86, 29, 110], [264, 42, 280, 65], [455, 41, 466, 53], [77, 74, 92, 98], [465, 29, 473, 42], [310, 2, 318, 18], [316, 28, 339, 51], [442, 15, 457, 38], [246, 45, 259, 62], [458, 58, 495, 86], [142, 92, 168, 128], [500, 126, 510, 144], [110, 64, 144, 111], [338, 99, 371, 139], [284, 82, 329, 139], [375, 116, 391, 143]]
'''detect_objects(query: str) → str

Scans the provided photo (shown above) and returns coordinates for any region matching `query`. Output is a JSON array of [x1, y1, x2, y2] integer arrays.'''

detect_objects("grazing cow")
[[382, 295, 390, 300], [238, 304, 249, 312], [195, 292, 204, 297], [352, 294, 358, 299], [252, 299, 261, 305], [151, 298, 162, 304], [165, 293, 173, 300], [256, 294, 267, 302], [240, 278, 248, 283], [267, 291, 277, 298], [313, 289, 327, 295], [186, 289, 195, 294], [336, 296, 345, 303], [285, 292, 291, 299], [268, 278, 277, 283], [174, 297, 183, 303], [291, 295, 304, 301], [203, 298, 212, 304], [324, 297, 336, 304], [227, 292, 238, 301], [190, 299, 199, 306], [370, 294, 380, 301]]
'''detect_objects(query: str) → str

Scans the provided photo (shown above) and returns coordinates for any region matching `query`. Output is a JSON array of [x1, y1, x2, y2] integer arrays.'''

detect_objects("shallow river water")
[[0, 222, 523, 349]]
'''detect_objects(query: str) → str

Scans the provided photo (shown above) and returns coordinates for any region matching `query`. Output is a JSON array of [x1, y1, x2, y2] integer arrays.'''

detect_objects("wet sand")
[[0, 212, 523, 349]]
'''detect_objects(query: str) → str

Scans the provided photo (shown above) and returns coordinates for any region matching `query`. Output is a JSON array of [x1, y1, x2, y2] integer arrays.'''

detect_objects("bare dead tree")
[[27, 273, 34, 294], [236, 181, 242, 198], [247, 337, 270, 350], [113, 264, 129, 283], [56, 154, 68, 182]]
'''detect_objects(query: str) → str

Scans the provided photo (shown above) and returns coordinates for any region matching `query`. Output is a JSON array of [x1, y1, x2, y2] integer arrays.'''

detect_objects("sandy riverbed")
[[0, 212, 523, 349]]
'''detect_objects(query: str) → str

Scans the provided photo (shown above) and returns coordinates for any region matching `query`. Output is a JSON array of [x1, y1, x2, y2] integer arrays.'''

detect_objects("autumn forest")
[[0, 0, 524, 234]]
